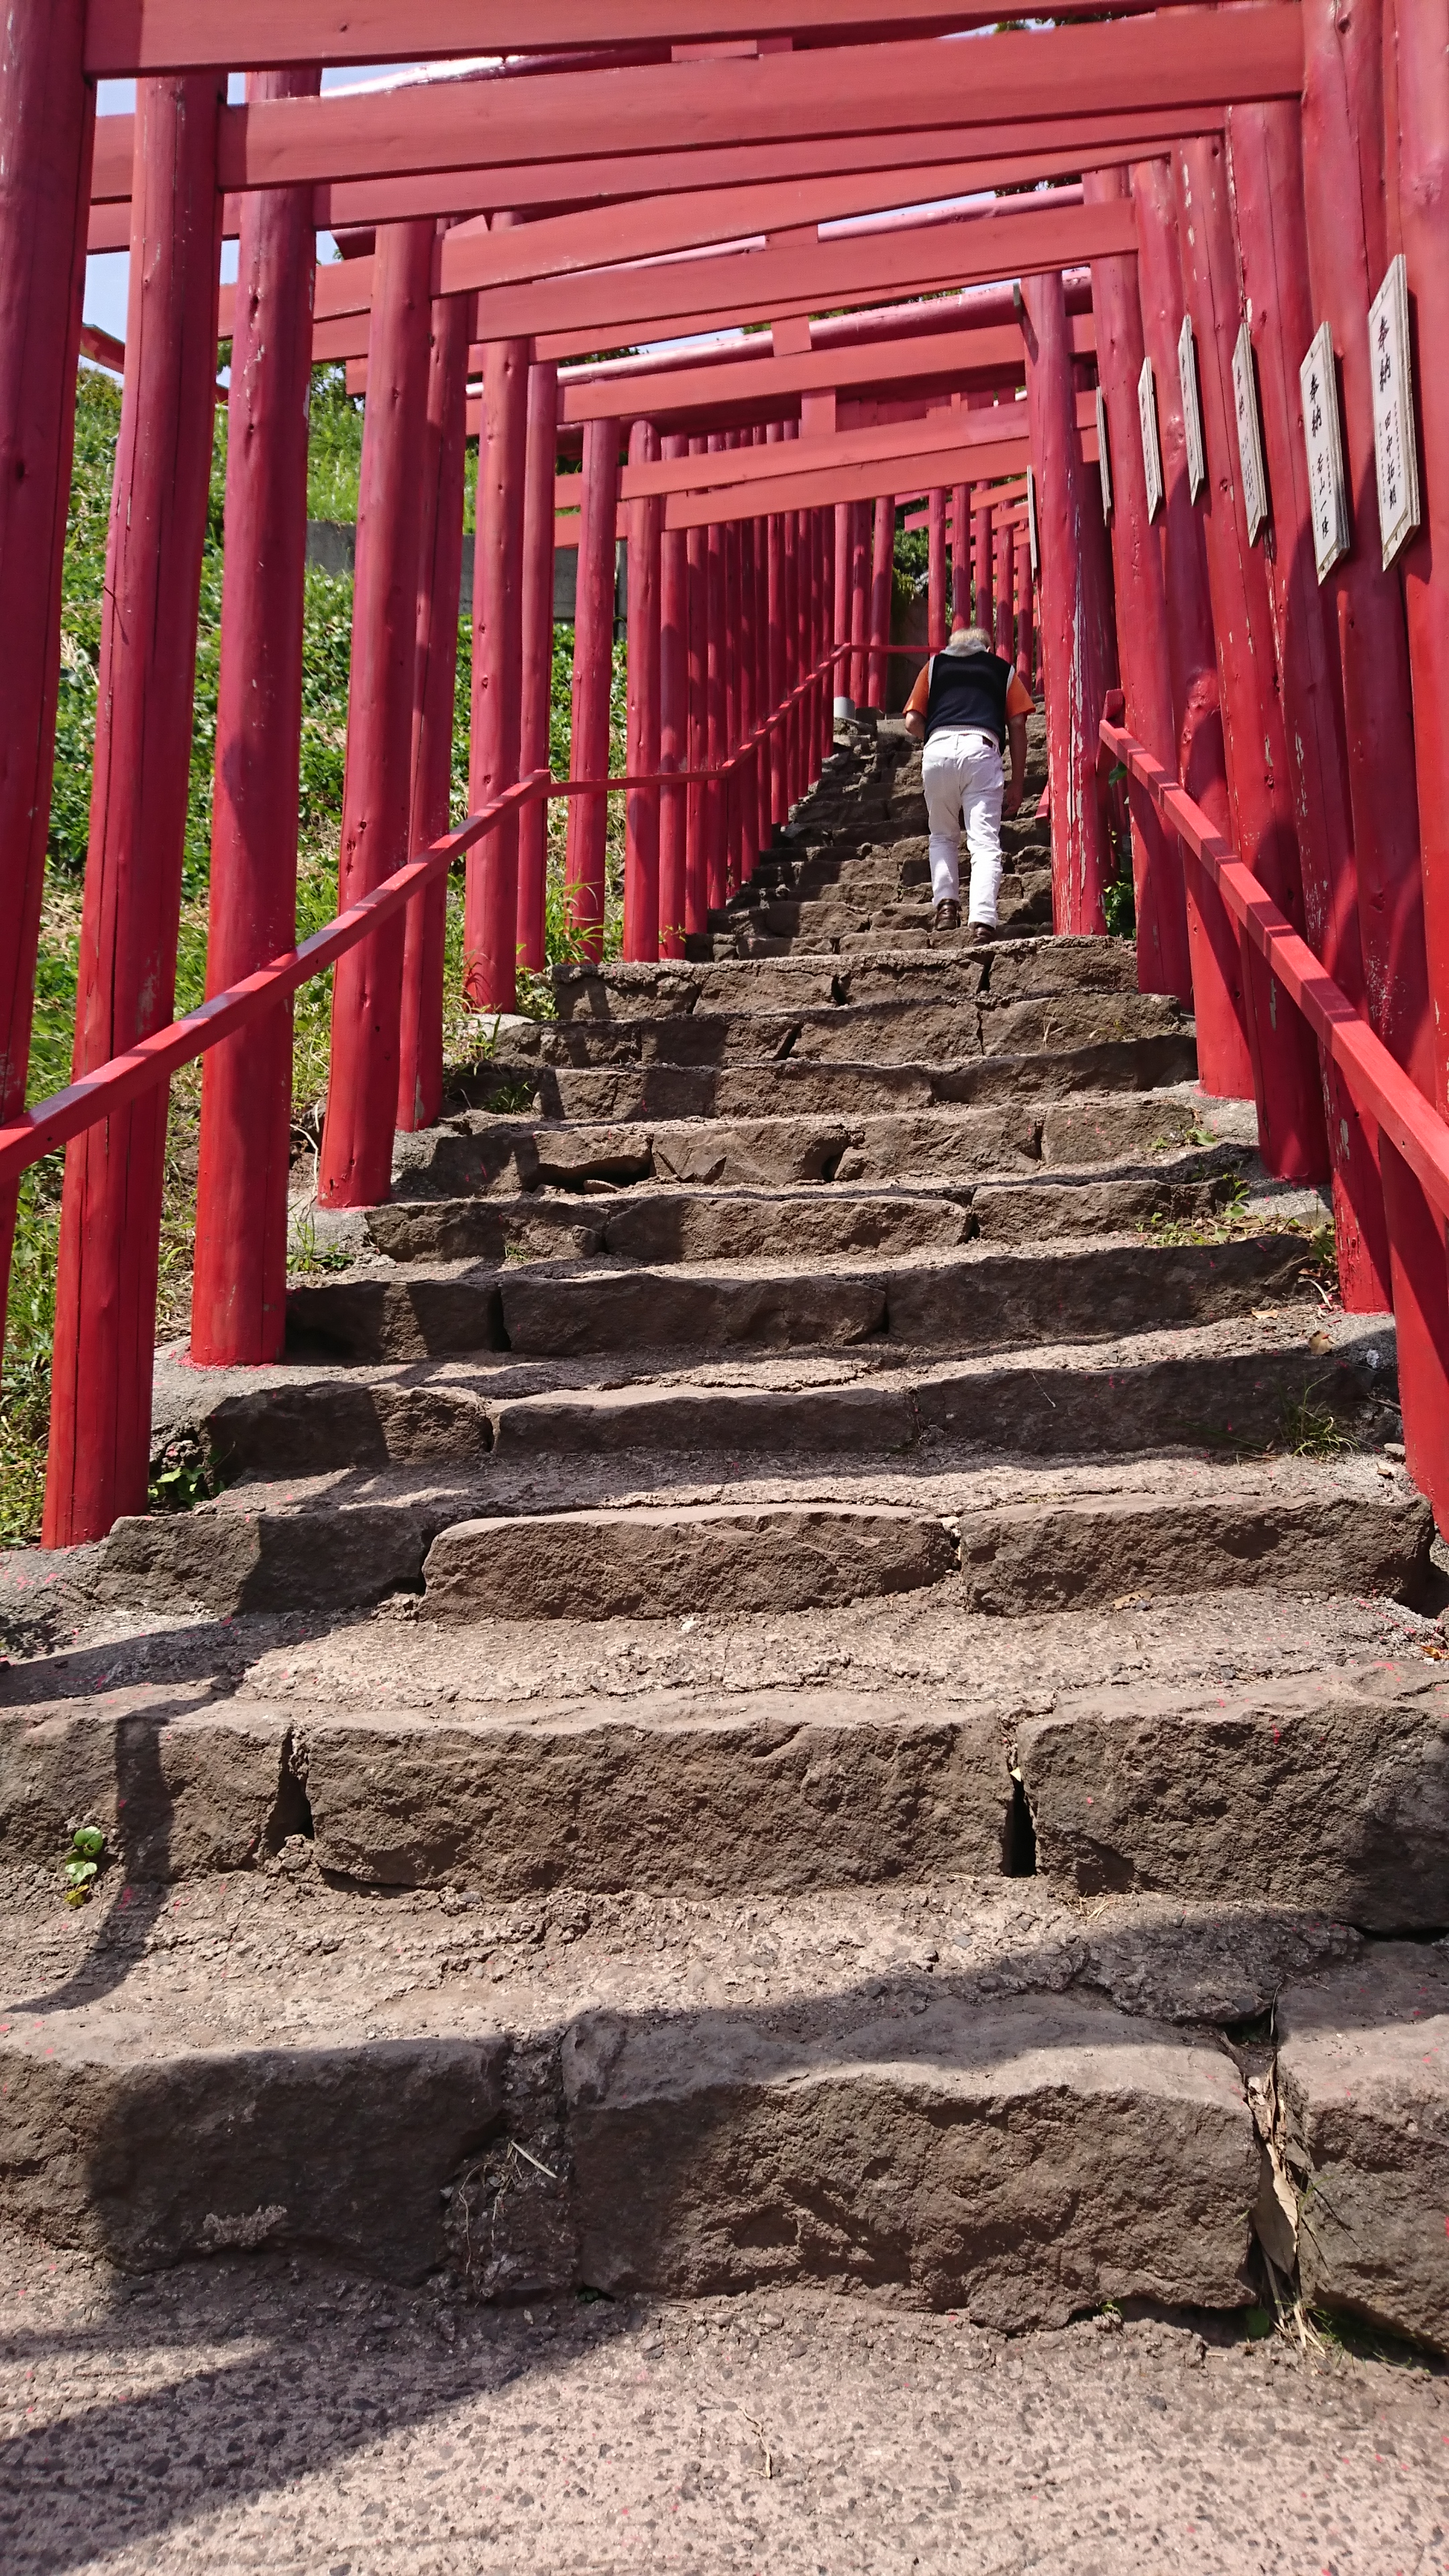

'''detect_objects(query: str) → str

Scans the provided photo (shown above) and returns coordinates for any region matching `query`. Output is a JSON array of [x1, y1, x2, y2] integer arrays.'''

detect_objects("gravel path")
[[1, 2223, 1445, 2575]]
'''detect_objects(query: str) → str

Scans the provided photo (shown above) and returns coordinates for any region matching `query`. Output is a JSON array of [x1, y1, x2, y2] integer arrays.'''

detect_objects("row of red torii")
[[3, 1, 1449, 1556]]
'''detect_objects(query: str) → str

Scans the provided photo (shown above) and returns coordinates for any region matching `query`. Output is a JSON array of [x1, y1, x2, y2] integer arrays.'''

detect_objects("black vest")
[[924, 649, 1012, 749]]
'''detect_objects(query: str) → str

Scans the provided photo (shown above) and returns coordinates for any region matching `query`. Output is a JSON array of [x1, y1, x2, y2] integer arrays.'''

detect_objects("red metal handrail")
[[1099, 714, 1449, 1230], [0, 640, 851, 1196]]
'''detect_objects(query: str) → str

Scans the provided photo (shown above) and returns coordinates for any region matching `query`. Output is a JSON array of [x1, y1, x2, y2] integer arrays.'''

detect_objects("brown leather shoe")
[[932, 898, 961, 932], [967, 920, 1000, 945]]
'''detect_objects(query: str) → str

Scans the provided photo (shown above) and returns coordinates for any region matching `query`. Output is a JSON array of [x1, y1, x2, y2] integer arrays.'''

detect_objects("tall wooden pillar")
[[1020, 268, 1119, 936], [704, 437, 727, 909], [686, 437, 708, 924], [840, 499, 861, 710], [658, 430, 688, 955], [833, 502, 853, 715], [867, 493, 894, 712], [927, 490, 948, 653], [45, 73, 225, 1544], [972, 495, 994, 636], [993, 516, 1014, 662], [724, 484, 743, 891], [1173, 136, 1328, 1183], [317, 219, 434, 1212], [814, 513, 824, 773], [193, 68, 321, 1364], [738, 506, 759, 875], [466, 333, 529, 1010], [767, 426, 787, 828], [1014, 524, 1034, 690], [1361, 0, 1444, 1504], [1132, 154, 1254, 1099], [564, 414, 619, 960], [624, 417, 661, 960], [783, 488, 802, 803], [1227, 99, 1392, 1309], [0, 0, 95, 1337], [1389, 0, 1449, 1122], [517, 358, 558, 973], [395, 286, 470, 1138], [950, 482, 970, 625], [1085, 165, 1193, 1004]]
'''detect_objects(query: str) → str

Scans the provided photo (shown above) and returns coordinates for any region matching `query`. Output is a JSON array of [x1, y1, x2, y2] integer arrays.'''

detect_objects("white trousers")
[[921, 728, 1004, 922]]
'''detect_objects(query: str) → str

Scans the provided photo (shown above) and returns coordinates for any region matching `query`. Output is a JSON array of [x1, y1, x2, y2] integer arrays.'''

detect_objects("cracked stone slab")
[[1278, 1944, 1449, 2352], [562, 1989, 1258, 2326], [421, 1502, 957, 1623], [1019, 1660, 1449, 1925]]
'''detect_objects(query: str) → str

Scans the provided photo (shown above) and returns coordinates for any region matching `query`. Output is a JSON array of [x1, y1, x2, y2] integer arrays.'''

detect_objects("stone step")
[[544, 938, 1138, 1025], [390, 1089, 1236, 1201], [85, 1446, 1426, 1626], [10, 1585, 1439, 1911], [698, 890, 1057, 959], [364, 1173, 1231, 1267], [420, 1479, 1428, 1625], [459, 1027, 1199, 1125], [1277, 1945, 1449, 2354], [285, 1230, 1311, 1364], [0, 1854, 1328, 2312], [715, 886, 1051, 941], [185, 1308, 1388, 1481], [422, 1501, 959, 1621], [488, 989, 1186, 1076], [1018, 1658, 1449, 1928]]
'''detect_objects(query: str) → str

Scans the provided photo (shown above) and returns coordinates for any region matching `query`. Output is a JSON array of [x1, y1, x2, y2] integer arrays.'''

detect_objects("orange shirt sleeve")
[[1006, 669, 1034, 720], [904, 659, 932, 718]]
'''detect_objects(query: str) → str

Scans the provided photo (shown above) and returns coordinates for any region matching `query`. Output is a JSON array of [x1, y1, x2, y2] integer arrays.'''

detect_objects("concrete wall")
[[305, 523, 626, 629]]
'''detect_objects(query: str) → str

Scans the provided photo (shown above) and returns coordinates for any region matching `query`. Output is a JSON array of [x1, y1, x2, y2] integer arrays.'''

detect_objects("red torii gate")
[[3, 0, 1449, 1558]]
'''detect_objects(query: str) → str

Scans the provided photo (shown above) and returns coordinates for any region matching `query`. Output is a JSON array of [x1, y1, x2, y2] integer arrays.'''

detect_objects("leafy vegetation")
[[1, 361, 625, 1546]]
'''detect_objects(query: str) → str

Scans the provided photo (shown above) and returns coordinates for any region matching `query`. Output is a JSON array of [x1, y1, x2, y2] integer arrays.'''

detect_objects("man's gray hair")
[[947, 623, 994, 655]]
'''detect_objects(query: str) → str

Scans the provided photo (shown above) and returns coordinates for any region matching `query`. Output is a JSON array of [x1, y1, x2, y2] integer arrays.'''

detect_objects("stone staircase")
[[2, 716, 1448, 2355]]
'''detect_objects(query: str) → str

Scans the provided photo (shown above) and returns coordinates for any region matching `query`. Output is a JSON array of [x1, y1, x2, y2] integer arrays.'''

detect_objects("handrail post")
[[317, 218, 434, 1211], [0, 0, 95, 1346], [46, 69, 225, 1545], [193, 67, 321, 1364], [849, 498, 869, 713]]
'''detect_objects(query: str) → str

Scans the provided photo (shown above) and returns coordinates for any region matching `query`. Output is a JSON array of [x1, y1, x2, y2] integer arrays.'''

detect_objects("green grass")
[[1, 362, 625, 1546]]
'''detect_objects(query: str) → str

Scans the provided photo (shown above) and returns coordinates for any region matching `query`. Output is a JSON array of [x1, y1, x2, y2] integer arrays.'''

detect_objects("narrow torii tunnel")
[[3, 3, 1449, 2548]]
